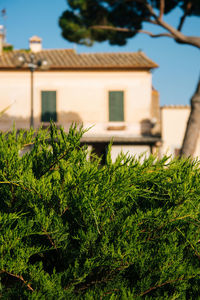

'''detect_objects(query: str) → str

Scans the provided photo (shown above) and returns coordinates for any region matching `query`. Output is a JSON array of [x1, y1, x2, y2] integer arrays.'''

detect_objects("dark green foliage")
[[1, 124, 200, 298], [3, 45, 14, 52], [59, 0, 200, 46]]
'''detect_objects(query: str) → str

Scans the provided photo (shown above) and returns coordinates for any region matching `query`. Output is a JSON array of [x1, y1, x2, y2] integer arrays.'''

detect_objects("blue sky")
[[0, 0, 199, 106]]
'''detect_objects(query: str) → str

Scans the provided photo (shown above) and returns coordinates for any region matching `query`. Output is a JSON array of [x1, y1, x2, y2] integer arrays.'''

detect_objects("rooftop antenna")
[[1, 8, 7, 44]]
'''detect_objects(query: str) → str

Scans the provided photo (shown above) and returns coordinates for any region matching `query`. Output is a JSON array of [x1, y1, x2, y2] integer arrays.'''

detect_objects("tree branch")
[[136, 30, 173, 39], [0, 181, 42, 198], [42, 228, 58, 251], [177, 2, 192, 31], [91, 25, 173, 39], [91, 1, 200, 49], [1, 269, 34, 292], [156, 18, 200, 48], [137, 277, 184, 297], [159, 0, 165, 20], [143, 1, 200, 48], [39, 149, 69, 178], [146, 19, 158, 25], [128, 0, 192, 43], [143, 1, 159, 19], [127, 0, 200, 48], [177, 13, 187, 31], [91, 25, 131, 33]]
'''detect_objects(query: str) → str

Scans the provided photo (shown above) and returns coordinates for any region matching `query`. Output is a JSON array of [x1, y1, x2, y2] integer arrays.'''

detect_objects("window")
[[109, 91, 124, 122], [41, 91, 57, 122]]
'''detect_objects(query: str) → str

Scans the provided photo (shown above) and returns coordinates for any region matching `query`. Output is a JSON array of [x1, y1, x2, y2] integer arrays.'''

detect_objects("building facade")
[[0, 34, 161, 160], [161, 105, 200, 158]]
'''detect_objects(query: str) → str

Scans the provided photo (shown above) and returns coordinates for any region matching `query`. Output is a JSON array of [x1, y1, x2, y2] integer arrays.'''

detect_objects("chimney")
[[0, 25, 5, 54], [29, 35, 42, 53]]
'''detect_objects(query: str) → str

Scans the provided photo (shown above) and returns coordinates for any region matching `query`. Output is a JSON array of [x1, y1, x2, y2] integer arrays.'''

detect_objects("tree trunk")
[[180, 78, 200, 157]]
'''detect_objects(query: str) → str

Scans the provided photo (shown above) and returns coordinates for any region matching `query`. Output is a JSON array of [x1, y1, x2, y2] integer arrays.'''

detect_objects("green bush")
[[1, 124, 200, 299]]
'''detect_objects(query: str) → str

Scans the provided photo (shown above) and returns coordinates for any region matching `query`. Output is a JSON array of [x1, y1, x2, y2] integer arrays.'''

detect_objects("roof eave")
[[0, 65, 158, 71], [81, 135, 161, 143]]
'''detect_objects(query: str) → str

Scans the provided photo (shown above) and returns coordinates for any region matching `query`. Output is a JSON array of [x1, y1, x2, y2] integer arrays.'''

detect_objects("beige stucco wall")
[[111, 145, 151, 162], [161, 106, 200, 158], [0, 70, 152, 136]]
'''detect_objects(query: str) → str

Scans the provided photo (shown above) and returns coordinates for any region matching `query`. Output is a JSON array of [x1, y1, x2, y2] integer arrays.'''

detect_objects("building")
[[0, 31, 161, 160], [161, 105, 200, 158]]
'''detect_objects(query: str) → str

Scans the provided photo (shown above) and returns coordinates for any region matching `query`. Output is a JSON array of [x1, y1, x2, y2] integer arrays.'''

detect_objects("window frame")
[[108, 90, 125, 122], [41, 90, 57, 123]]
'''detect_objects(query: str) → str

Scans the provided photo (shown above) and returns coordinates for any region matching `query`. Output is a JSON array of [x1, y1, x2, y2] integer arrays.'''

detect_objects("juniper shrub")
[[1, 124, 200, 299]]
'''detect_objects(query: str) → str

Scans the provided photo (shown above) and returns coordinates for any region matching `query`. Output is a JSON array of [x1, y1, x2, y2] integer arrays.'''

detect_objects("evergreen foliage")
[[59, 0, 200, 48], [1, 124, 200, 298]]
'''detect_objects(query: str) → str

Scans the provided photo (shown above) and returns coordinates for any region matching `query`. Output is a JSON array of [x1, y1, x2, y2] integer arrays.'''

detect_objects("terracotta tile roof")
[[0, 49, 158, 70]]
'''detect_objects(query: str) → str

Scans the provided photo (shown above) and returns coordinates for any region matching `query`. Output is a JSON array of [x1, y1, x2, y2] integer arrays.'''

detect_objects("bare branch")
[[159, 0, 165, 20], [143, 2, 200, 49], [147, 19, 159, 25], [143, 2, 158, 19], [91, 25, 173, 39], [92, 0, 200, 49], [60, 205, 69, 216], [0, 180, 42, 198], [1, 269, 34, 292], [177, 2, 192, 31], [125, 0, 200, 47], [138, 277, 184, 297], [42, 228, 58, 251], [138, 30, 172, 39], [156, 18, 200, 48], [91, 25, 132, 33], [125, 0, 159, 19], [177, 13, 187, 31], [100, 289, 120, 299], [39, 150, 69, 178]]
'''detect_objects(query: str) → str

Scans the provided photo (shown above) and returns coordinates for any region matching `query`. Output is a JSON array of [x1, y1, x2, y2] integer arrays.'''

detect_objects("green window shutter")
[[41, 91, 57, 122], [109, 91, 124, 121]]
